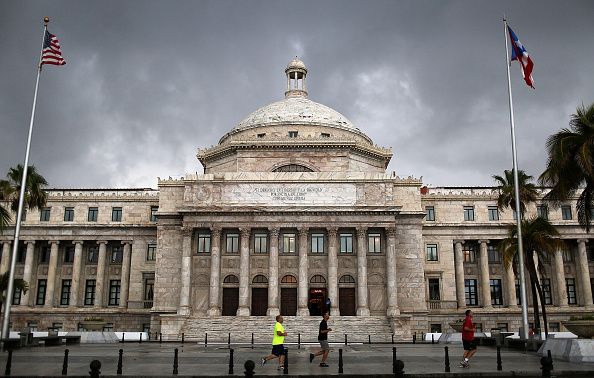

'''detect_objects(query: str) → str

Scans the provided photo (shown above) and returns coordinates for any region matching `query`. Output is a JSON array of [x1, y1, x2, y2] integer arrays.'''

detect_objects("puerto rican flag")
[[507, 25, 534, 88]]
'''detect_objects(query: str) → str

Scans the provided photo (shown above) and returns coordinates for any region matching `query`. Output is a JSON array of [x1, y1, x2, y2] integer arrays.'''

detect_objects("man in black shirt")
[[309, 312, 332, 367]]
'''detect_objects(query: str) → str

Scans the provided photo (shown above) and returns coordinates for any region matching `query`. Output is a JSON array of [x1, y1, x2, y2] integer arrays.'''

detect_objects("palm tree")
[[493, 169, 538, 216], [499, 217, 563, 338], [0, 272, 29, 312], [539, 103, 594, 232]]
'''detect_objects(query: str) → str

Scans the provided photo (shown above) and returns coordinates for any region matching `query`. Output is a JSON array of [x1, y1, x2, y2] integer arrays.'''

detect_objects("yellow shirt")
[[272, 321, 285, 345]]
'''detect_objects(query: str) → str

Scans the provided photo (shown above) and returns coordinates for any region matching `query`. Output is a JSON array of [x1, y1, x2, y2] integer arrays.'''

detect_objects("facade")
[[1, 59, 593, 338]]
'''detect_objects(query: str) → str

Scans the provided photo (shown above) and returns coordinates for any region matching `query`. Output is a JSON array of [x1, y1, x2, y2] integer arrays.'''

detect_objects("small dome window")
[[273, 164, 313, 172]]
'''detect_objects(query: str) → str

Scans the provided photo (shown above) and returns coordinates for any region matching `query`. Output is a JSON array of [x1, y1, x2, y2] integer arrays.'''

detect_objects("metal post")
[[413, 332, 416, 344], [228, 332, 230, 346], [497, 346, 502, 371], [368, 334, 371, 344], [173, 348, 179, 375], [283, 347, 288, 375], [392, 333, 394, 344], [244, 360, 255, 378], [139, 332, 142, 344], [392, 347, 396, 374], [432, 334, 435, 344], [62, 348, 69, 376], [444, 346, 450, 372], [344, 333, 347, 346], [338, 348, 343, 374], [547, 350, 554, 371], [251, 333, 254, 349], [89, 360, 101, 378], [121, 333, 125, 343], [298, 333, 300, 349], [117, 348, 123, 375], [205, 332, 208, 347], [228, 348, 234, 374], [182, 333, 184, 344], [159, 332, 162, 344], [5, 349, 12, 376]]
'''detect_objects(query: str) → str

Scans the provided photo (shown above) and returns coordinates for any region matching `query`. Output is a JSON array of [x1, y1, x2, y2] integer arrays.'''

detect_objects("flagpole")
[[503, 17, 530, 341], [1, 17, 49, 340]]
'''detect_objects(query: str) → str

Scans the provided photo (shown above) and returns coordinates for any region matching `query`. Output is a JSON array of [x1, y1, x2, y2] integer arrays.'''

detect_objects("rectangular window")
[[36, 279, 47, 305], [146, 243, 156, 261], [515, 278, 522, 305], [490, 279, 503, 306], [109, 280, 121, 306], [283, 233, 296, 253], [474, 323, 483, 333], [488, 206, 499, 221], [27, 321, 38, 332], [497, 323, 509, 332], [87, 246, 98, 263], [311, 233, 325, 253], [60, 279, 71, 306], [40, 207, 51, 222], [488, 245, 501, 263], [288, 131, 298, 138], [542, 278, 553, 305], [430, 324, 442, 333], [549, 322, 560, 332], [64, 246, 75, 263], [339, 233, 353, 253], [368, 233, 382, 253], [537, 204, 549, 220], [64, 207, 74, 222], [39, 246, 50, 264], [197, 234, 211, 254], [111, 207, 122, 222], [226, 233, 239, 253], [463, 206, 475, 221], [88, 207, 98, 222], [562, 248, 573, 262], [150, 206, 158, 222], [426, 244, 438, 261], [12, 287, 21, 305], [16, 244, 26, 263], [428, 278, 440, 300], [561, 205, 572, 220], [144, 276, 155, 301], [254, 233, 268, 254], [463, 244, 477, 263], [425, 206, 435, 221], [111, 245, 123, 263], [566, 278, 577, 304], [465, 279, 478, 306], [84, 280, 96, 306]]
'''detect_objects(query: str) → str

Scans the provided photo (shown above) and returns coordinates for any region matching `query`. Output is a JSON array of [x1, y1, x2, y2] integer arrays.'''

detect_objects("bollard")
[[541, 355, 553, 378], [392, 333, 394, 344], [229, 348, 234, 374], [497, 346, 502, 371], [89, 360, 101, 378], [251, 333, 254, 349], [547, 350, 553, 371], [228, 332, 231, 346], [444, 346, 450, 372], [182, 333, 184, 344], [173, 348, 179, 375], [392, 347, 397, 374], [413, 332, 416, 344], [244, 360, 255, 378], [283, 347, 288, 375], [338, 348, 344, 374], [155, 331, 158, 340], [62, 348, 69, 375], [432, 334, 435, 344], [394, 360, 405, 378], [159, 332, 162, 344], [117, 348, 123, 375], [121, 333, 125, 343], [344, 333, 347, 346], [298, 333, 301, 349], [5, 349, 12, 376], [368, 334, 371, 344], [139, 332, 142, 344], [205, 332, 208, 347]]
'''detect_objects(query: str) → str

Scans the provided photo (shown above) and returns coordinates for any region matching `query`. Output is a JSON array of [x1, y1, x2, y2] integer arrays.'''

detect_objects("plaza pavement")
[[1, 341, 593, 376]]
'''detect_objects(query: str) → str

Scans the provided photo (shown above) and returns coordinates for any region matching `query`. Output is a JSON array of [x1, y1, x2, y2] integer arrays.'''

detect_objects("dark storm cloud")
[[1, 0, 593, 188]]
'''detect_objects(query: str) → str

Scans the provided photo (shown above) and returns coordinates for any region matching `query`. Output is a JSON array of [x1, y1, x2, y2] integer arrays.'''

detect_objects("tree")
[[540, 103, 594, 232], [493, 169, 538, 217], [0, 272, 29, 312]]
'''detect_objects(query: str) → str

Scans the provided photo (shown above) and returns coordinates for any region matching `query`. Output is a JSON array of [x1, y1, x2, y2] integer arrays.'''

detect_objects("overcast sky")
[[1, 1, 593, 189]]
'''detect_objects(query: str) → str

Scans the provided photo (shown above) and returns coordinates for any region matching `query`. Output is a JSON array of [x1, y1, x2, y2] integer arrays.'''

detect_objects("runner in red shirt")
[[460, 310, 477, 368]]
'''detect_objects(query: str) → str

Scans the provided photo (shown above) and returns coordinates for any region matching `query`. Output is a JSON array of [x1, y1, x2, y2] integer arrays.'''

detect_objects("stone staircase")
[[180, 316, 396, 344]]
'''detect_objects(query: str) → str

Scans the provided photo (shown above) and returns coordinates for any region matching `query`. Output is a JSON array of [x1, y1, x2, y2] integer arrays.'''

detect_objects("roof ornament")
[[285, 57, 308, 98]]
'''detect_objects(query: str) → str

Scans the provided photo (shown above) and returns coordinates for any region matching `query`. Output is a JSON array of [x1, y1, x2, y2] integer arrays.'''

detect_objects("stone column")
[[504, 263, 517, 308], [45, 241, 60, 308], [0, 241, 11, 275], [21, 241, 35, 306], [237, 228, 251, 316], [577, 239, 593, 307], [327, 227, 339, 316], [479, 240, 492, 308], [70, 241, 84, 307], [267, 228, 280, 316], [356, 227, 370, 316], [95, 241, 108, 308], [297, 227, 309, 316], [454, 240, 466, 308], [179, 227, 193, 315], [208, 228, 222, 316], [385, 227, 399, 316], [554, 248, 568, 307], [120, 241, 132, 309]]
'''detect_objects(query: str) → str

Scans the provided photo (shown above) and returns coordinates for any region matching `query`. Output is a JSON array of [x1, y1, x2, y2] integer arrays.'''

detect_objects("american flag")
[[41, 30, 66, 67]]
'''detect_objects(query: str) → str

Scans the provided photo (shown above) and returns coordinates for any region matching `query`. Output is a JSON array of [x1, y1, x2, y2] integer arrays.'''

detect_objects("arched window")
[[281, 275, 297, 284], [223, 275, 239, 284], [339, 275, 356, 284], [272, 164, 314, 172], [310, 275, 326, 284], [252, 275, 268, 284]]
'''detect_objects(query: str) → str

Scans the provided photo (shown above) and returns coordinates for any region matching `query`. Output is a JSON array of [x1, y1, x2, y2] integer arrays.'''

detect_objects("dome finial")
[[285, 58, 308, 98]]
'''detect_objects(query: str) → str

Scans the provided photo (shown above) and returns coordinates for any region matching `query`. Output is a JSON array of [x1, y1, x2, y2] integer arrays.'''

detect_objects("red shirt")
[[461, 316, 474, 341]]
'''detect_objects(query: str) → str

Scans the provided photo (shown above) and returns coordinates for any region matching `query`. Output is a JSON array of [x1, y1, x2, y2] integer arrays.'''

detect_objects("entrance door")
[[280, 288, 297, 316], [251, 288, 268, 316], [222, 288, 239, 316], [308, 288, 327, 316], [339, 288, 356, 316]]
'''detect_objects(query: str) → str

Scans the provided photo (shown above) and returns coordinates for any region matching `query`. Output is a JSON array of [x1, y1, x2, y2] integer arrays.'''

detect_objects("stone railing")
[[427, 300, 458, 310]]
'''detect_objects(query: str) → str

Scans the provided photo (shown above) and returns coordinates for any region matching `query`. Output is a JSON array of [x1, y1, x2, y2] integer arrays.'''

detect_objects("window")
[[64, 246, 75, 263], [561, 205, 572, 220], [562, 248, 573, 262], [288, 131, 298, 138], [254, 233, 268, 254], [339, 275, 355, 284], [84, 280, 96, 306], [36, 279, 47, 305], [321, 132, 330, 138], [109, 280, 121, 306], [426, 244, 438, 261], [587, 244, 594, 262], [542, 278, 552, 305], [515, 278, 522, 305], [474, 323, 483, 332], [549, 322, 560, 332], [430, 324, 442, 333], [281, 275, 297, 284], [88, 207, 98, 222], [428, 278, 440, 300], [150, 206, 158, 222], [537, 204, 549, 220], [223, 275, 239, 284], [226, 233, 239, 253], [39, 246, 50, 264], [146, 243, 156, 261], [87, 246, 99, 263], [311, 233, 325, 253], [488, 245, 501, 263], [310, 275, 326, 284], [111, 245, 123, 263], [40, 207, 51, 222], [566, 278, 577, 305], [464, 279, 478, 306], [463, 244, 477, 263], [497, 323, 509, 332], [425, 206, 435, 221], [16, 244, 26, 263], [12, 287, 21, 305], [64, 207, 74, 222], [252, 275, 268, 284], [368, 233, 382, 253], [60, 279, 71, 306], [144, 276, 154, 302], [257, 133, 266, 138], [488, 206, 499, 221], [490, 279, 503, 306], [197, 233, 211, 254], [463, 206, 475, 221], [111, 207, 122, 222], [339, 233, 353, 253], [27, 322, 38, 332], [283, 233, 296, 253]]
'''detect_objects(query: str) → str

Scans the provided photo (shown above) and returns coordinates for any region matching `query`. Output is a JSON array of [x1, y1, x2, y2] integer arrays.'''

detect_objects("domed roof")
[[286, 58, 307, 72]]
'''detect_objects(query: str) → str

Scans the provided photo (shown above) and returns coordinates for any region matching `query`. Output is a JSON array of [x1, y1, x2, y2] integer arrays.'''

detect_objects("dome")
[[286, 58, 307, 73]]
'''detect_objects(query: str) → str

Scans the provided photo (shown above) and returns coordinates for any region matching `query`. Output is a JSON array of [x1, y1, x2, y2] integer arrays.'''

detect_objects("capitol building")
[[1, 59, 593, 340]]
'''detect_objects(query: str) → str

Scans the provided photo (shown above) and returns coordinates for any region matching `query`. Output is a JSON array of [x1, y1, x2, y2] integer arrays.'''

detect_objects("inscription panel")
[[221, 184, 356, 206]]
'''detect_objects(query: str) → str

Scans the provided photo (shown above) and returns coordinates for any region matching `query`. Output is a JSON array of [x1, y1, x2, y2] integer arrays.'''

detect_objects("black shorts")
[[463, 340, 477, 351], [271, 344, 285, 356]]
